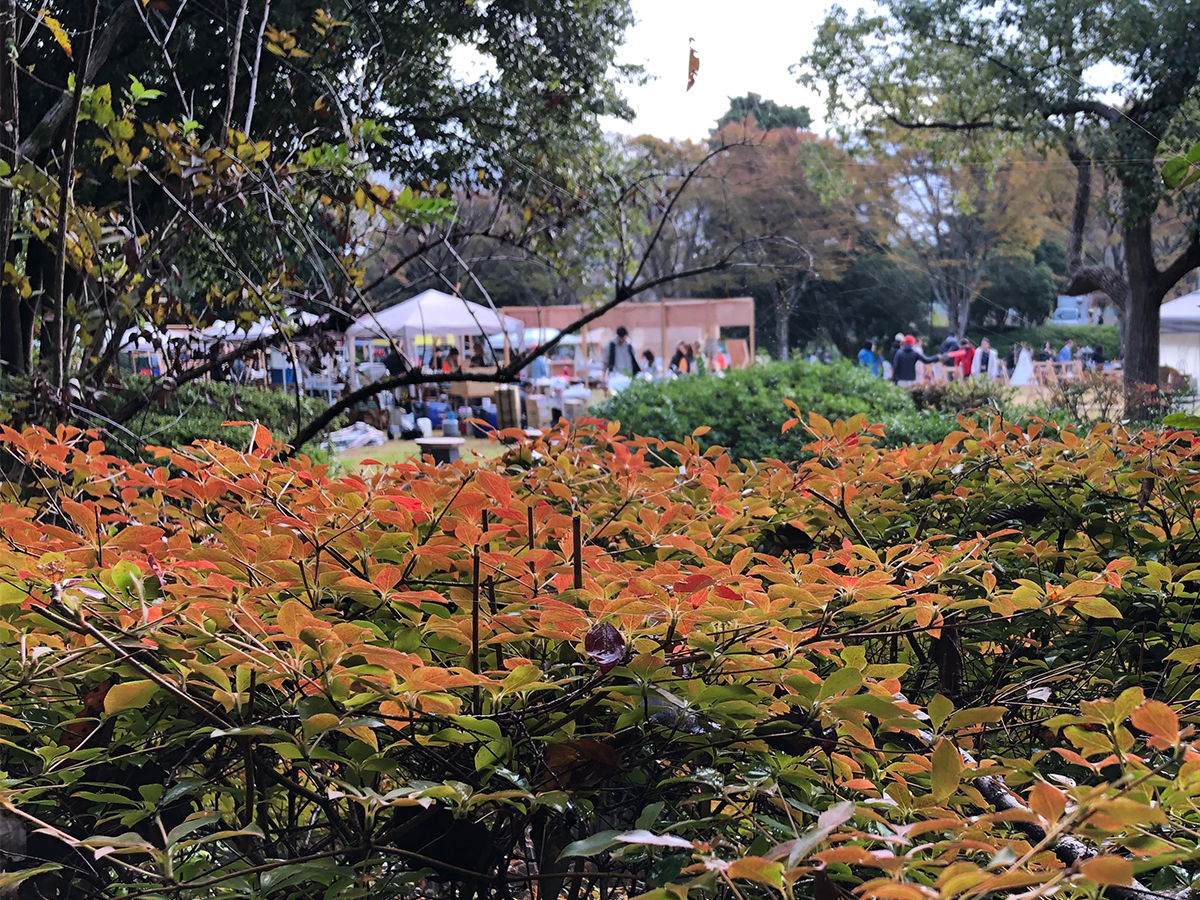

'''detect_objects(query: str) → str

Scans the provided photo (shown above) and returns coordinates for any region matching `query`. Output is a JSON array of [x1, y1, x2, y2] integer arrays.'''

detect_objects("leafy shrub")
[[909, 377, 1015, 415], [2, 419, 1200, 898], [593, 359, 954, 458], [967, 323, 1120, 359], [98, 377, 334, 460]]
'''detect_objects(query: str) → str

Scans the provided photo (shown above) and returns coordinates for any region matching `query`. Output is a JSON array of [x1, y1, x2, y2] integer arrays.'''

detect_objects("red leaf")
[[584, 623, 625, 674]]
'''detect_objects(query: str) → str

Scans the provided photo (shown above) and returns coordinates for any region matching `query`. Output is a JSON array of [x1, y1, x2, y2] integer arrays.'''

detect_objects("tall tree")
[[0, 0, 637, 378], [801, 0, 1200, 393], [717, 93, 812, 131]]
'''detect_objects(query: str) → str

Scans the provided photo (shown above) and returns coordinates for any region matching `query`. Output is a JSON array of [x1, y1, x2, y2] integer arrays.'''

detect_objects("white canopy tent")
[[1160, 289, 1200, 388], [345, 289, 524, 387], [201, 311, 321, 346]]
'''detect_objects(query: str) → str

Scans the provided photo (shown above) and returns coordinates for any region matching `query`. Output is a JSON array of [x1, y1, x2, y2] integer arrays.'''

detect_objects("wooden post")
[[572, 514, 583, 590], [471, 545, 481, 712]]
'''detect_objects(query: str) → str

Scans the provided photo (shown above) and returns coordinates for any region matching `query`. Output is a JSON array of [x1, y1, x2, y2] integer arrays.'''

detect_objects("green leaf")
[[1075, 597, 1121, 618], [103, 680, 160, 714], [165, 813, 222, 847], [1163, 413, 1200, 428], [0, 864, 61, 889], [635, 801, 665, 831], [817, 665, 862, 700], [727, 856, 784, 887], [928, 693, 954, 730], [474, 738, 510, 772], [1162, 157, 1189, 189], [559, 829, 621, 859], [447, 715, 502, 741], [945, 706, 1007, 729]]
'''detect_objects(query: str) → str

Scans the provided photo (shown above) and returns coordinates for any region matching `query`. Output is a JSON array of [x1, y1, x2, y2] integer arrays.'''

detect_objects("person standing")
[[669, 341, 689, 375], [604, 326, 640, 378], [470, 339, 487, 367], [958, 340, 975, 380], [641, 348, 657, 379], [970, 338, 1000, 379], [1011, 342, 1035, 386], [940, 333, 961, 355], [891, 335, 937, 387], [1057, 340, 1074, 363], [858, 340, 881, 376]]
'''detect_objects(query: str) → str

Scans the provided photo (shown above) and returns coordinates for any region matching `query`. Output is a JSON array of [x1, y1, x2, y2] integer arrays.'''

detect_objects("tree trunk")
[[774, 282, 789, 361], [0, 0, 19, 374], [954, 296, 970, 339], [1123, 220, 1163, 395]]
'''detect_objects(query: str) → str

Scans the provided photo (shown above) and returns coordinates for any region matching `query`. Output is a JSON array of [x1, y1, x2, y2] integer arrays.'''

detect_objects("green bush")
[[910, 377, 1015, 415], [98, 377, 333, 460], [593, 360, 955, 459], [966, 324, 1119, 360]]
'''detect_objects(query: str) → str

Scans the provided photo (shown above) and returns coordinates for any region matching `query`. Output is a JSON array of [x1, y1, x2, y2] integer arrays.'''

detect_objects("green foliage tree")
[[716, 92, 812, 131], [800, 0, 1200, 395], [970, 241, 1062, 328], [790, 252, 930, 355]]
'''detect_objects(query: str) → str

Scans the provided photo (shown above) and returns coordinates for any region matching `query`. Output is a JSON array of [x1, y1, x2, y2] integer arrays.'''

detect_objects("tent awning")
[[347, 290, 523, 343], [1161, 290, 1200, 333]]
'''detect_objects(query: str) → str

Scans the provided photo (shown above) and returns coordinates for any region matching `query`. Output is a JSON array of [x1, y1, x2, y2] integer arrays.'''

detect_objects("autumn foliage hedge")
[[2, 416, 1200, 899]]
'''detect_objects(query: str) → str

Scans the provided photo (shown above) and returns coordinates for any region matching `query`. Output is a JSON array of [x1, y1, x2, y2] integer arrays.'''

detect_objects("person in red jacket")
[[958, 340, 975, 379]]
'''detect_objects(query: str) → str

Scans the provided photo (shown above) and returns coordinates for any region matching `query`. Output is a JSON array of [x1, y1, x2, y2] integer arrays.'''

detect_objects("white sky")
[[600, 0, 858, 142]]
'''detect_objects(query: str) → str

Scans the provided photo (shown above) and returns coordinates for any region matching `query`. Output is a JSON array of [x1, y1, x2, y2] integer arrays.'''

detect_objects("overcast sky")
[[600, 0, 856, 141]]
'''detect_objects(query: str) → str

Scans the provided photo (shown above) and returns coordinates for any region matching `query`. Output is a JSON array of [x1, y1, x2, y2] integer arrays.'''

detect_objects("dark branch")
[[17, 0, 138, 162], [1156, 236, 1200, 300]]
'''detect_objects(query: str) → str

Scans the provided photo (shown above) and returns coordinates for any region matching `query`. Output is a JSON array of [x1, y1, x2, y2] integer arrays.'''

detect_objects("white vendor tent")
[[345, 289, 523, 387], [1160, 289, 1200, 388], [201, 310, 321, 346]]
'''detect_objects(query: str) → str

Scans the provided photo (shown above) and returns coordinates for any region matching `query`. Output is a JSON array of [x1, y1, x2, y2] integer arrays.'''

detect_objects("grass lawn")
[[338, 436, 508, 469]]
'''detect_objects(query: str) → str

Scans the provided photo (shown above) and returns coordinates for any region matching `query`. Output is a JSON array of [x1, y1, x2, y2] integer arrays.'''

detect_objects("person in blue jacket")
[[857, 340, 881, 376]]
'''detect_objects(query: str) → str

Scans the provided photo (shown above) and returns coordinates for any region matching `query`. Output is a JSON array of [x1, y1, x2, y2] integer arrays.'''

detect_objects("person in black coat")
[[891, 335, 938, 386]]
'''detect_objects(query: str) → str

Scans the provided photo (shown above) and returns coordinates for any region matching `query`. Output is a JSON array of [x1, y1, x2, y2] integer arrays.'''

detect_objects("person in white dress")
[[1010, 343, 1034, 386]]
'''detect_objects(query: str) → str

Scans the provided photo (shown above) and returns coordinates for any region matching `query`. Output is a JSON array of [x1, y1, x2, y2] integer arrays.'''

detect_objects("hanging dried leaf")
[[39, 11, 72, 59]]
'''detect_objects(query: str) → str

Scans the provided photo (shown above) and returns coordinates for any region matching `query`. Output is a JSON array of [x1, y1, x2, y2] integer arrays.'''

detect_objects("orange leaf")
[[1079, 856, 1133, 886], [1131, 700, 1179, 748], [1028, 781, 1066, 825]]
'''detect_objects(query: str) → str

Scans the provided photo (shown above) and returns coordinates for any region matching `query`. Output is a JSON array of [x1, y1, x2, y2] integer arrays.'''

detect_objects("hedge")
[[100, 377, 333, 460], [593, 359, 955, 459], [966, 323, 1120, 359]]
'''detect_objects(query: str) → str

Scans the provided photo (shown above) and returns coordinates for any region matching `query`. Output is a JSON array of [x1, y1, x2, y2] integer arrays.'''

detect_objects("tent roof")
[[347, 290, 522, 342], [202, 311, 321, 343], [1161, 290, 1200, 333]]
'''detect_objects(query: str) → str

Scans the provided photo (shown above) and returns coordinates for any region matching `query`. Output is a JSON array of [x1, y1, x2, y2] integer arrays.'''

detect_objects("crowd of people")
[[603, 327, 731, 382], [843, 332, 1116, 386]]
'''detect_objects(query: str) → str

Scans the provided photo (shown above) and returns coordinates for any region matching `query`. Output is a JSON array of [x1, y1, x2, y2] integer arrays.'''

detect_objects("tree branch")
[[1155, 236, 1200, 300], [1046, 100, 1125, 126], [17, 0, 138, 162]]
